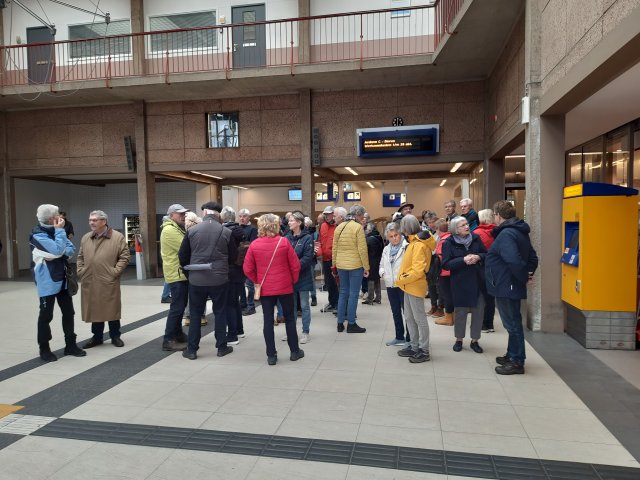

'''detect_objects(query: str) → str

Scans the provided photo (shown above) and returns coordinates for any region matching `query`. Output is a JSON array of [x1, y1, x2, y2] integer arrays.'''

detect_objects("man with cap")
[[398, 202, 414, 217], [318, 205, 339, 312], [179, 201, 235, 360], [160, 204, 190, 351]]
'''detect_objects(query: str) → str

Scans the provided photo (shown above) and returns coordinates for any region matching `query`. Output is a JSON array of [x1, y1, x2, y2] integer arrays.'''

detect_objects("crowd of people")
[[29, 196, 537, 375]]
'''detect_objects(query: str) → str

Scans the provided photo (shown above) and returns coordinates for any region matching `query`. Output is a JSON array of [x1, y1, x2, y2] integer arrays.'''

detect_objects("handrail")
[[0, 2, 466, 88]]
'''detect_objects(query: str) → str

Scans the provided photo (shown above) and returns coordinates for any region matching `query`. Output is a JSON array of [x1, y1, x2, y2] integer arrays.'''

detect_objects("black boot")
[[64, 335, 87, 357], [39, 343, 57, 362]]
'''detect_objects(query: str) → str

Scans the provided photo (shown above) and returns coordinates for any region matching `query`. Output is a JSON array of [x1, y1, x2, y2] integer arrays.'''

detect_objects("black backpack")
[[235, 236, 251, 266]]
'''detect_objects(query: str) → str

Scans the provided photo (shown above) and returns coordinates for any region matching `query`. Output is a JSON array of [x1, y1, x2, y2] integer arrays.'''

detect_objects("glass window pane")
[[566, 147, 582, 185], [207, 112, 239, 148], [583, 138, 603, 183], [68, 20, 131, 58], [605, 127, 630, 186], [149, 11, 217, 52]]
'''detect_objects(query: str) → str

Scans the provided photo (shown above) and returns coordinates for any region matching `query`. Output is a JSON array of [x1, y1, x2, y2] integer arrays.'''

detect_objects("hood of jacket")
[[287, 227, 311, 241], [492, 217, 530, 238]]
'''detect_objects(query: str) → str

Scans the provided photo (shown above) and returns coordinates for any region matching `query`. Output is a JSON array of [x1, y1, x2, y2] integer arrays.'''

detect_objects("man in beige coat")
[[77, 210, 130, 348]]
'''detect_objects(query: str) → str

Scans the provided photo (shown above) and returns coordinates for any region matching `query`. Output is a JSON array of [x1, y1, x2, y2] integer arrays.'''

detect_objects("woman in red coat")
[[475, 209, 497, 333], [244, 214, 302, 365]]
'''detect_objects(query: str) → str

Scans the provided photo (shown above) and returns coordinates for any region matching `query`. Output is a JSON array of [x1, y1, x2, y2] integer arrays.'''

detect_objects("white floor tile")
[[442, 431, 538, 459], [439, 400, 527, 437], [277, 417, 360, 441], [246, 457, 349, 480], [361, 395, 440, 430], [288, 390, 368, 424], [531, 438, 640, 467], [357, 423, 443, 450]]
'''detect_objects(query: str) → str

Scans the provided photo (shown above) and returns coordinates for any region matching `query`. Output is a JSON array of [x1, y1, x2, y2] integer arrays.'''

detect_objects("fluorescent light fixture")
[[439, 179, 447, 187], [450, 162, 463, 173], [322, 183, 327, 187], [345, 167, 359, 176], [231, 185, 249, 190], [366, 182, 375, 189], [479, 167, 484, 173], [505, 155, 525, 159], [314, 173, 319, 177], [469, 178, 477, 184], [516, 171, 522, 175], [191, 171, 222, 180]]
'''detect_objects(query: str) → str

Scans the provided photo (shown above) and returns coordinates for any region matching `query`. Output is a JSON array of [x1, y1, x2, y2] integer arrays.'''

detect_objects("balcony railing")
[[0, 1, 464, 88]]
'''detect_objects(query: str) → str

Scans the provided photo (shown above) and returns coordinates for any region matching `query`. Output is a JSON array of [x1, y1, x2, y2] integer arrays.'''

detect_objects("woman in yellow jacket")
[[395, 214, 436, 363], [332, 205, 370, 333]]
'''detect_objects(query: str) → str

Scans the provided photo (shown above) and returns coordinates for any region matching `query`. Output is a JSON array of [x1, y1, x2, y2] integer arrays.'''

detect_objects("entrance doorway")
[[232, 4, 266, 68], [27, 27, 55, 84]]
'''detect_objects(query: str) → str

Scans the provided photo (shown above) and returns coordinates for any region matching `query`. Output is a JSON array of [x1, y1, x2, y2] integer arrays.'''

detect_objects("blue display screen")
[[288, 189, 302, 201]]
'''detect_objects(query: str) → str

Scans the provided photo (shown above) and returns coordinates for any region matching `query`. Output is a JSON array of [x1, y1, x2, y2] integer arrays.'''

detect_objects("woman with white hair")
[[379, 222, 409, 346], [441, 216, 487, 353]]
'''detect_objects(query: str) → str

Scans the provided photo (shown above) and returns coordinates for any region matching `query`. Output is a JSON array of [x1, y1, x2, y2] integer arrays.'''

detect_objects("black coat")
[[485, 218, 538, 299], [366, 227, 384, 280], [223, 221, 247, 283], [441, 234, 487, 308], [286, 228, 315, 291]]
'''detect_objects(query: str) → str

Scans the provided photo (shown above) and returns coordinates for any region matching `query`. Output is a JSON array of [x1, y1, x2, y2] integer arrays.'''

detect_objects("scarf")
[[389, 242, 402, 260], [453, 234, 473, 249]]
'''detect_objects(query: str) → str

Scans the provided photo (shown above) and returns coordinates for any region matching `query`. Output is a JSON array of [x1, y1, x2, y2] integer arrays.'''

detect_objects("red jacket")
[[435, 231, 451, 277], [318, 221, 336, 262], [474, 223, 496, 250], [243, 235, 300, 296]]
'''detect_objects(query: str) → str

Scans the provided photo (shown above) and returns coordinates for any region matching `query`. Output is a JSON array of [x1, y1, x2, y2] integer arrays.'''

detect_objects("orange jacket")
[[318, 221, 336, 262]]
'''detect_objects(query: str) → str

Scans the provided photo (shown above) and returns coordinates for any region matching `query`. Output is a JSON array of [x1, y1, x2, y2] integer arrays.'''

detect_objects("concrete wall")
[[540, 0, 640, 96], [487, 14, 525, 153]]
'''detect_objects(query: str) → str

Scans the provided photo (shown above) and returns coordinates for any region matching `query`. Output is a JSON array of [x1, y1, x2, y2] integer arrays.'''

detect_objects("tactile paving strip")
[[0, 414, 56, 435], [31, 418, 640, 480]]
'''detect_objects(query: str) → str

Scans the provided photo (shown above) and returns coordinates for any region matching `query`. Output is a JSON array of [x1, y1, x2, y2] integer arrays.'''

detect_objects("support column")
[[130, 0, 146, 76], [484, 156, 505, 208], [300, 89, 313, 216], [524, 1, 564, 332], [297, 0, 311, 64], [134, 101, 158, 278]]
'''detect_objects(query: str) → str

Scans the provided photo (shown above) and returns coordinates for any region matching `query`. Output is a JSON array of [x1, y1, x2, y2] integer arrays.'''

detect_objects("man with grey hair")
[[444, 200, 459, 223], [78, 210, 130, 349], [238, 208, 258, 315], [30, 204, 86, 362], [332, 204, 369, 333], [460, 198, 479, 231], [221, 205, 246, 343], [318, 206, 340, 313]]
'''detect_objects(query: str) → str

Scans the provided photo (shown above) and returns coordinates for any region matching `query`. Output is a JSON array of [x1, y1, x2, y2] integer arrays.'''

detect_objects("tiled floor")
[[1, 274, 639, 479]]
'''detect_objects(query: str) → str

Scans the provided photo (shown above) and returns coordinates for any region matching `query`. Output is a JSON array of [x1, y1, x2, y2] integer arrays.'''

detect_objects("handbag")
[[254, 237, 283, 300], [64, 259, 78, 296]]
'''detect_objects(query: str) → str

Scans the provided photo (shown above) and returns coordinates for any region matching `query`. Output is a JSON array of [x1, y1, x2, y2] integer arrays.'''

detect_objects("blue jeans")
[[386, 286, 409, 341], [164, 281, 188, 341], [495, 297, 526, 366], [187, 283, 228, 352], [225, 282, 244, 340], [337, 267, 363, 325], [294, 289, 311, 333], [161, 281, 171, 300]]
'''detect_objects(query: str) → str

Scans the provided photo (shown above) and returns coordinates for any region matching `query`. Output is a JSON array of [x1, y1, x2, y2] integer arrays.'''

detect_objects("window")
[[582, 138, 604, 183], [149, 11, 217, 52], [605, 127, 630, 187], [68, 20, 131, 58], [566, 147, 582, 186], [207, 113, 239, 148]]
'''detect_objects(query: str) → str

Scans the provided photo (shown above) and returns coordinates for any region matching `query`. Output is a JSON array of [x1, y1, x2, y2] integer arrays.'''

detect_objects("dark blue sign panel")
[[382, 193, 406, 208], [357, 125, 439, 158]]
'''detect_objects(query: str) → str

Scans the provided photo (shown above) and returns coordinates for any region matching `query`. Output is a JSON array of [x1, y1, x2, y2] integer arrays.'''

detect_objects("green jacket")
[[332, 220, 370, 271], [160, 219, 187, 283]]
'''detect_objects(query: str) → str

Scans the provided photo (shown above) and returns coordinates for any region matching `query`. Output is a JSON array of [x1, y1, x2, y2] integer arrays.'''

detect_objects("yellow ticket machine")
[[562, 183, 638, 349]]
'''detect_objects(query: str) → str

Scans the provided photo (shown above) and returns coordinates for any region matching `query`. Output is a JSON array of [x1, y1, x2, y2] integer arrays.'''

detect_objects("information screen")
[[288, 189, 302, 201], [357, 125, 439, 158]]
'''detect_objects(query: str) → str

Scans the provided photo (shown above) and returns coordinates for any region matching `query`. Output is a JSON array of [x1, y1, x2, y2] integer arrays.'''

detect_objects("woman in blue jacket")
[[441, 216, 487, 354], [286, 212, 315, 344]]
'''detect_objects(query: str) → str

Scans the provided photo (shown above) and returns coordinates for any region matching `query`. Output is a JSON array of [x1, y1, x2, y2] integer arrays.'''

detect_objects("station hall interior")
[[1, 0, 640, 479]]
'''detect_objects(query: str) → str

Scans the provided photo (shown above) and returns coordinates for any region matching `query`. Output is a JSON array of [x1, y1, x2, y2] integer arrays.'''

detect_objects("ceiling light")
[[439, 179, 447, 187], [470, 178, 476, 184], [191, 171, 222, 180], [450, 162, 463, 173], [231, 185, 248, 190], [479, 167, 483, 173], [516, 171, 522, 175], [505, 155, 525, 159], [345, 167, 359, 176], [322, 183, 327, 187], [366, 182, 375, 189], [314, 173, 319, 177]]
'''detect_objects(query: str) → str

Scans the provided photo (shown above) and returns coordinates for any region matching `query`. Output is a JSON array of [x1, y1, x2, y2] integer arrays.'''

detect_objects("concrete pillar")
[[130, 0, 146, 76], [297, 0, 310, 64], [133, 101, 158, 278], [300, 90, 313, 216], [484, 156, 505, 209]]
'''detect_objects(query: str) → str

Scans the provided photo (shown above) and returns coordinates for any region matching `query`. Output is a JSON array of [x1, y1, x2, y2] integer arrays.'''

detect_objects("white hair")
[[238, 208, 250, 215], [460, 198, 473, 206], [333, 207, 347, 220], [37, 204, 59, 224], [90, 210, 109, 222], [221, 206, 236, 223]]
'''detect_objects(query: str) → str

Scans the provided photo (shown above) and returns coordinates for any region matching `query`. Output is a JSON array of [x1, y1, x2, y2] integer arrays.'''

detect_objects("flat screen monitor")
[[288, 189, 302, 201], [382, 193, 406, 208]]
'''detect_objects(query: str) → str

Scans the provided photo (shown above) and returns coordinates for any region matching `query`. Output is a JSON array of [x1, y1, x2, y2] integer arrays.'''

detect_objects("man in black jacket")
[[238, 208, 258, 315], [179, 201, 236, 360], [485, 200, 538, 375], [221, 206, 246, 344]]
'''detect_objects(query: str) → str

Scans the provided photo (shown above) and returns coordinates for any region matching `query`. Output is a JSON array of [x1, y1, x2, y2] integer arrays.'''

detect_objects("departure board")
[[357, 125, 439, 158]]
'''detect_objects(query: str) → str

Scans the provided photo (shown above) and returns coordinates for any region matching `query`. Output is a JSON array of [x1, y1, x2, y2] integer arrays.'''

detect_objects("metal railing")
[[0, 1, 465, 88]]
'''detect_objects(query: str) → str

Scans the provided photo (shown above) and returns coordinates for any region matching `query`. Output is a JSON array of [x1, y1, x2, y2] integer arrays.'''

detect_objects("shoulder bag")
[[64, 259, 79, 296], [254, 237, 283, 300]]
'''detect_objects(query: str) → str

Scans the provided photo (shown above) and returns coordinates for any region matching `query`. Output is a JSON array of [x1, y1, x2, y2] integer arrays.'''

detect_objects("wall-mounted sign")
[[356, 124, 439, 158], [343, 191, 361, 202], [382, 193, 407, 208]]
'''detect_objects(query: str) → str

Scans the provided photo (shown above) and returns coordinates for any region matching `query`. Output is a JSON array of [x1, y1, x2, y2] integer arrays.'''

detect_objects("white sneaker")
[[300, 333, 310, 344], [228, 339, 240, 345], [238, 333, 246, 338], [281, 335, 288, 341]]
